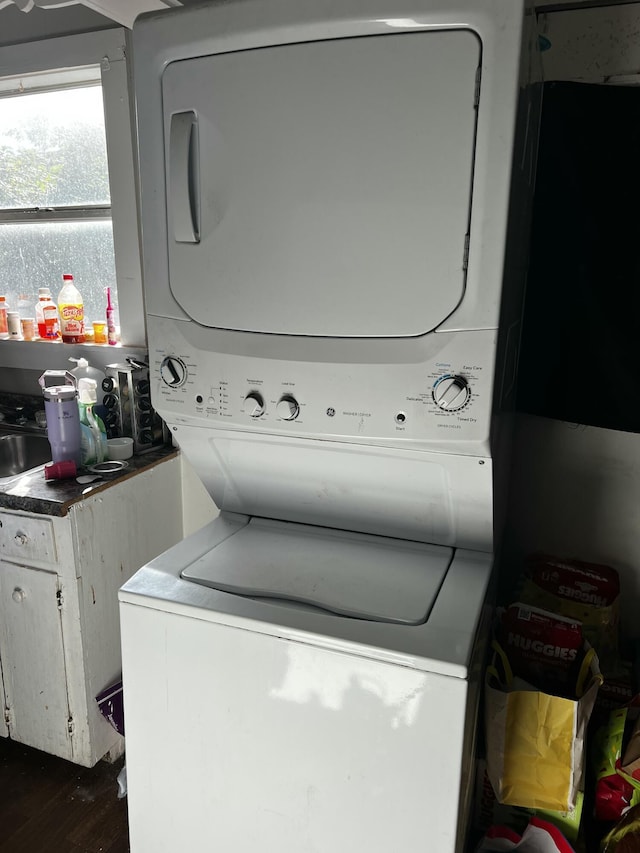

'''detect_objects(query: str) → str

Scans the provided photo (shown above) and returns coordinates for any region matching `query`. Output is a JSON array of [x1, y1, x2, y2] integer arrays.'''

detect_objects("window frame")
[[0, 27, 146, 371]]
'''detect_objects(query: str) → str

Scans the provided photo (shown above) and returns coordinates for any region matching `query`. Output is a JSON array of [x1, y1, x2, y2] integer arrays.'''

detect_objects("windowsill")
[[0, 338, 148, 374]]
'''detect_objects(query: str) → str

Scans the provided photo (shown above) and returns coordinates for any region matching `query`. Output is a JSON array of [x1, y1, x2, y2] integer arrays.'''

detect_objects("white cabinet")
[[0, 453, 183, 767], [0, 563, 70, 754]]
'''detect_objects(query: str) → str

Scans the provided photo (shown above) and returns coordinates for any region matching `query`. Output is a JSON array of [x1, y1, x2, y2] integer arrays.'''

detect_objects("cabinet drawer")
[[0, 512, 57, 564]]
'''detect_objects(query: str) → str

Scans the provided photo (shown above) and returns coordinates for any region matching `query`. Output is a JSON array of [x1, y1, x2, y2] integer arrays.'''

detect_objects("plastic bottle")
[[17, 293, 32, 317], [58, 274, 85, 344], [106, 286, 117, 345], [36, 287, 60, 340], [38, 370, 82, 466], [77, 377, 108, 465], [7, 312, 21, 339], [70, 357, 109, 429], [69, 356, 107, 388], [0, 295, 8, 340]]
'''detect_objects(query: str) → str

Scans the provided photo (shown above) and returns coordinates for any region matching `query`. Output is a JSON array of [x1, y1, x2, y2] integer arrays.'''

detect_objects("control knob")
[[160, 356, 187, 388], [243, 392, 265, 418], [432, 375, 470, 411], [276, 395, 300, 421]]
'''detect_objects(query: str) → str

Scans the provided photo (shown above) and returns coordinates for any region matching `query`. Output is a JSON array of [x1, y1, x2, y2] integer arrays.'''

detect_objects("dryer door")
[[162, 29, 480, 338]]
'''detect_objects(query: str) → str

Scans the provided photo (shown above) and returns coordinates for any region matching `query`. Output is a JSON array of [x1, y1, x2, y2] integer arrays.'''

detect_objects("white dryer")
[[119, 2, 538, 851]]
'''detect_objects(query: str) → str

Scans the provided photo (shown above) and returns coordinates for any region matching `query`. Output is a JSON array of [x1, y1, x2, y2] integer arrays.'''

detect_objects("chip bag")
[[593, 708, 637, 822], [476, 816, 576, 852], [601, 803, 640, 852]]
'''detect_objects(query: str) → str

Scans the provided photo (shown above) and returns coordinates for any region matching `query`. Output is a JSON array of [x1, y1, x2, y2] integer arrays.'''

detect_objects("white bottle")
[[69, 356, 107, 389], [36, 288, 60, 340]]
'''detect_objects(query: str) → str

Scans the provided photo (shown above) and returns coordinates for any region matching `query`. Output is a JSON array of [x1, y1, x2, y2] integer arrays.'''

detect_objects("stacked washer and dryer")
[[119, 2, 539, 851]]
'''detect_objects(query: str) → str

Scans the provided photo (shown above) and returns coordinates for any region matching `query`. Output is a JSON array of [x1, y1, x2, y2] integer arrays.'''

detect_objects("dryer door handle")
[[169, 110, 200, 244]]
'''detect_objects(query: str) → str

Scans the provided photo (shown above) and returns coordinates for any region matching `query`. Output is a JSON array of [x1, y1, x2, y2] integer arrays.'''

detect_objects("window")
[[0, 69, 118, 332], [0, 30, 145, 369]]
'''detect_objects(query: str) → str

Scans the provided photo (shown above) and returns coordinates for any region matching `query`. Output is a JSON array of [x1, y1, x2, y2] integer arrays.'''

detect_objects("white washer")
[[119, 2, 538, 851], [121, 516, 493, 852]]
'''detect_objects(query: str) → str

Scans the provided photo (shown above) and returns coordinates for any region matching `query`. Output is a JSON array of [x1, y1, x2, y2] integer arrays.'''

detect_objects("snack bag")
[[520, 555, 620, 672], [593, 708, 637, 822], [601, 803, 640, 852], [594, 664, 636, 719], [474, 760, 584, 844], [476, 816, 576, 852], [618, 714, 640, 793]]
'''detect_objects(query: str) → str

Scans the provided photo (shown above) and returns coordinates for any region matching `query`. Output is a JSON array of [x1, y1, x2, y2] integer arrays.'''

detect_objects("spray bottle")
[[106, 287, 117, 346], [77, 378, 108, 466]]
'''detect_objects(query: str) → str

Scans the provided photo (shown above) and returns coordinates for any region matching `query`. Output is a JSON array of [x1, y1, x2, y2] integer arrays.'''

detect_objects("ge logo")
[[326, 407, 335, 417]]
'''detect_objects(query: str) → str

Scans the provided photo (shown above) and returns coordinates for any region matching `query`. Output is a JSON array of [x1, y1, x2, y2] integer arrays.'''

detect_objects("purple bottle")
[[38, 370, 82, 466]]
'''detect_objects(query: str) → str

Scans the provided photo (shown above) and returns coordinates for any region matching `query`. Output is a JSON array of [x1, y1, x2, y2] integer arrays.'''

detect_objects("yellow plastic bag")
[[485, 640, 602, 812]]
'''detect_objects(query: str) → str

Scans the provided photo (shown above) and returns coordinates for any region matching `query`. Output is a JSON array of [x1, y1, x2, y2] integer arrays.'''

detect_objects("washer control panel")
[[150, 319, 496, 448]]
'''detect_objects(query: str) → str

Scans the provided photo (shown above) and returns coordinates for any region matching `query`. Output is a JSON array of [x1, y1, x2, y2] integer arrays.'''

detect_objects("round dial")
[[432, 375, 470, 411], [160, 356, 187, 388], [243, 392, 265, 418], [276, 395, 300, 421]]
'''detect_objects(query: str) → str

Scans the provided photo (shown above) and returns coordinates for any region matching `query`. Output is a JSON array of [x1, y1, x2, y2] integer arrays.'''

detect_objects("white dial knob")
[[276, 395, 299, 421], [432, 375, 470, 411], [243, 392, 265, 418], [160, 356, 187, 388]]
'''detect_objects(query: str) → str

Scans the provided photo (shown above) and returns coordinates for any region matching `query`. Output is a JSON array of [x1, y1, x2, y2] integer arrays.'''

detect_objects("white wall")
[[505, 415, 640, 636]]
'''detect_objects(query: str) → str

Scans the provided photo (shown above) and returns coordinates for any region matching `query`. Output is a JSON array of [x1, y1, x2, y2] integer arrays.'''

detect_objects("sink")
[[0, 433, 51, 477]]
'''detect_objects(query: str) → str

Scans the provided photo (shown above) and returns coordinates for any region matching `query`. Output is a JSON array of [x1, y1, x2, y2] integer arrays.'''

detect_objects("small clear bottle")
[[17, 293, 32, 317], [36, 287, 60, 340], [0, 295, 8, 340]]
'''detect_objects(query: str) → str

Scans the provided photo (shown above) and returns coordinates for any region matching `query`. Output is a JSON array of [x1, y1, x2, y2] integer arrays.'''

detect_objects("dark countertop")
[[0, 446, 180, 517]]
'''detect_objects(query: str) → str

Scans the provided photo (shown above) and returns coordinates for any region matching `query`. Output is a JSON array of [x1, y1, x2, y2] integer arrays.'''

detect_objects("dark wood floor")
[[0, 737, 129, 853]]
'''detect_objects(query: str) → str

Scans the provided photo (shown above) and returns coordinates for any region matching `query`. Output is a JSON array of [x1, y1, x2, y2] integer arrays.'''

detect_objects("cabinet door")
[[0, 562, 72, 759]]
